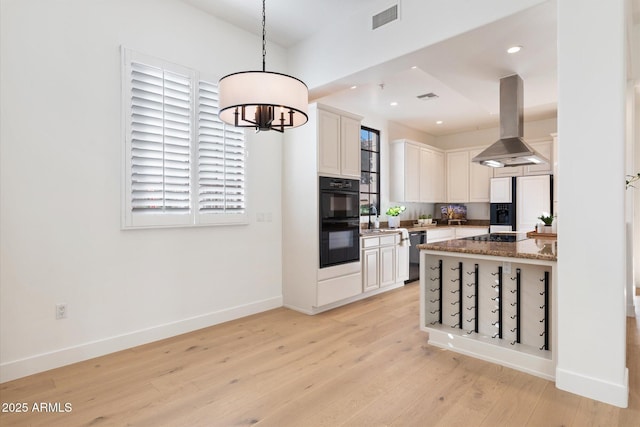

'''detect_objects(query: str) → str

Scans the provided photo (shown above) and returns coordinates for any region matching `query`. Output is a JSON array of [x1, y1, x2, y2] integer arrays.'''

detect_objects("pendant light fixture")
[[218, 0, 309, 133]]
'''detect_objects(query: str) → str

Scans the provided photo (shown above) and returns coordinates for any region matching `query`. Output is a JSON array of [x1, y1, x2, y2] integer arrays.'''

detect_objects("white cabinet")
[[469, 148, 492, 202], [427, 228, 455, 243], [490, 177, 513, 203], [446, 151, 470, 203], [421, 149, 445, 202], [362, 248, 380, 292], [361, 234, 408, 291], [282, 103, 364, 314], [524, 140, 553, 176], [396, 242, 409, 282], [445, 148, 492, 203], [425, 227, 487, 243], [380, 245, 396, 287], [516, 175, 551, 232], [390, 140, 445, 203], [454, 227, 489, 238], [317, 107, 362, 179]]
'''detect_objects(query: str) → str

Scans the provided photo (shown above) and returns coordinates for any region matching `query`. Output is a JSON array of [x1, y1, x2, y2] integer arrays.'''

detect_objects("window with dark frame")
[[360, 126, 380, 216]]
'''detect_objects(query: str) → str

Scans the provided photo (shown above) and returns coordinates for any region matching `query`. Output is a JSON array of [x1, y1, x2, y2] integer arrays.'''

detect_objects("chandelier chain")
[[262, 0, 266, 72]]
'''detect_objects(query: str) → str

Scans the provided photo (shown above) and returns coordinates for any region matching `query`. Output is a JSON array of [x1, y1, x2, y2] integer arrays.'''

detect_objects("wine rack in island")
[[420, 252, 556, 380]]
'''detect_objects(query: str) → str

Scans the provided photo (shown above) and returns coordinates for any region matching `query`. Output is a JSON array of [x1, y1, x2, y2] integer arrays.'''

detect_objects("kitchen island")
[[417, 234, 557, 380]]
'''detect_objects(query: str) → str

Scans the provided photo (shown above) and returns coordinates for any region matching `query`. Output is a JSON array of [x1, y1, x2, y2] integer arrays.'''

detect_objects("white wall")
[[289, 0, 548, 91], [556, 0, 629, 407], [433, 118, 557, 151], [0, 0, 285, 382]]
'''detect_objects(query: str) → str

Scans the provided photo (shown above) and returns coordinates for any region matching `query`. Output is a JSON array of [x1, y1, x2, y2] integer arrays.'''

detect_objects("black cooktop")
[[461, 233, 528, 243]]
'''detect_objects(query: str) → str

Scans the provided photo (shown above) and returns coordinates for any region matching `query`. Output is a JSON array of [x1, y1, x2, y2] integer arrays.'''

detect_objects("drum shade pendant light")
[[218, 0, 308, 133]]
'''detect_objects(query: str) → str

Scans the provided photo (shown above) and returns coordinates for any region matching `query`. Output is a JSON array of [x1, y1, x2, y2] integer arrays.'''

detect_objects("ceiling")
[[182, 0, 638, 136]]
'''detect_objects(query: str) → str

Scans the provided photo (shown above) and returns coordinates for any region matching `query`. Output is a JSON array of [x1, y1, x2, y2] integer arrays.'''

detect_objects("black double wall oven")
[[319, 176, 360, 268]]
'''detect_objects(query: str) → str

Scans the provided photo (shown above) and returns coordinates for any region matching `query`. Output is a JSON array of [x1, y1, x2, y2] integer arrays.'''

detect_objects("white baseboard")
[[555, 366, 629, 408], [0, 296, 282, 383]]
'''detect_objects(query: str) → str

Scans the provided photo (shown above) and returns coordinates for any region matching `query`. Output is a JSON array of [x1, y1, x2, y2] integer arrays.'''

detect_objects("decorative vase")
[[388, 216, 400, 228]]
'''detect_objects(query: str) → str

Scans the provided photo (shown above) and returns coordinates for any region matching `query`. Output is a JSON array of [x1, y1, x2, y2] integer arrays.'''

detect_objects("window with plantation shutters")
[[122, 48, 247, 228], [197, 81, 246, 217], [130, 63, 192, 215]]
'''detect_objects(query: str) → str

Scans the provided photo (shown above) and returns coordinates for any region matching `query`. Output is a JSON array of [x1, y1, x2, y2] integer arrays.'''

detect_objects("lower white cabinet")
[[362, 248, 380, 292], [426, 228, 455, 243], [454, 227, 489, 238], [396, 241, 409, 282], [361, 234, 408, 291], [426, 226, 488, 243]]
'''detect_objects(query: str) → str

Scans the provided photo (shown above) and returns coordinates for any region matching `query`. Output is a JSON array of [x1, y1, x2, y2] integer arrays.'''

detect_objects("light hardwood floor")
[[1, 283, 638, 426]]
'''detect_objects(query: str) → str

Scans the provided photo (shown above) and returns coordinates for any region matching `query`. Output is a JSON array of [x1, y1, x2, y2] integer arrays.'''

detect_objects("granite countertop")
[[417, 237, 557, 261]]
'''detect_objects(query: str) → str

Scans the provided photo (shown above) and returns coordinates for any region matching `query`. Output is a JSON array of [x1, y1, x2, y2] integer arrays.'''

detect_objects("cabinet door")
[[431, 150, 445, 202], [317, 109, 341, 176], [468, 149, 492, 202], [490, 177, 512, 203], [404, 144, 420, 202], [340, 116, 361, 178], [362, 248, 379, 291], [446, 151, 469, 203], [379, 245, 396, 287], [395, 244, 409, 282], [419, 148, 431, 201], [524, 140, 553, 175], [516, 175, 551, 232]]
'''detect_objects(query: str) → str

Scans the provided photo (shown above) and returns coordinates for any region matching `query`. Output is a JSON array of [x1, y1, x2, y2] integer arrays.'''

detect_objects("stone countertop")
[[417, 237, 557, 261]]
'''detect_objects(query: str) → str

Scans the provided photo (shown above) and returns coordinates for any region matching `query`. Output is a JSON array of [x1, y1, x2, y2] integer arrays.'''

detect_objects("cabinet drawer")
[[317, 273, 362, 306], [379, 235, 397, 246], [362, 237, 380, 248]]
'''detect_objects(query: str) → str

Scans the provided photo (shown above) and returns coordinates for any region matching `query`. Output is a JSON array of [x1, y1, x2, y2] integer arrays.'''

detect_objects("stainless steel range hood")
[[472, 74, 548, 168]]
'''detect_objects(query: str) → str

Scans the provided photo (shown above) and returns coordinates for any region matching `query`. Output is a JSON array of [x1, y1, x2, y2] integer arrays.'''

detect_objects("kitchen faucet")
[[368, 204, 378, 229]]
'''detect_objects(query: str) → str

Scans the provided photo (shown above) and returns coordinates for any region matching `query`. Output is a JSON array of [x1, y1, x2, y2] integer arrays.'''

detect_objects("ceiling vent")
[[372, 4, 399, 30], [417, 92, 439, 101]]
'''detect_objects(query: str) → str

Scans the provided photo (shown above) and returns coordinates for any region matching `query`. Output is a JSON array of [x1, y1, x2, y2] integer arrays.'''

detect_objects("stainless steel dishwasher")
[[406, 230, 426, 283]]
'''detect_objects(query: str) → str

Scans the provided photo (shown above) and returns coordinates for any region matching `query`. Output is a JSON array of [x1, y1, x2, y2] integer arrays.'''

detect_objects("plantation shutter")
[[129, 62, 192, 214], [198, 80, 245, 215]]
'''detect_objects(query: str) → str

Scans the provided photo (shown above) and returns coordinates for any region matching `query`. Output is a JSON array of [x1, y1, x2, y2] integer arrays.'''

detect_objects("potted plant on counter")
[[537, 212, 555, 234], [386, 205, 406, 228]]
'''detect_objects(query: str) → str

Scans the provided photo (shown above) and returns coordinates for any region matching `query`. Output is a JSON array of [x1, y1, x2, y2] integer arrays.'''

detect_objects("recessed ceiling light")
[[390, 101, 398, 106], [507, 45, 522, 54], [436, 120, 443, 125], [411, 66, 418, 69], [350, 85, 357, 90]]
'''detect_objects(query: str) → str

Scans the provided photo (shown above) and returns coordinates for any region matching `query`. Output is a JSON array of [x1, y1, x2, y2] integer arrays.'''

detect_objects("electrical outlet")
[[55, 303, 67, 320]]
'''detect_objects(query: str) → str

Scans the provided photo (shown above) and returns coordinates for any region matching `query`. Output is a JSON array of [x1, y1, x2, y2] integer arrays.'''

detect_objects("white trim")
[[556, 367, 629, 408], [0, 296, 282, 383]]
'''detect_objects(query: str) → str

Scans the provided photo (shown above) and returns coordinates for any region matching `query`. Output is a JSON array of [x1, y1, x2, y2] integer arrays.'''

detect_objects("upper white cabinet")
[[445, 148, 491, 203], [390, 139, 445, 203], [490, 177, 513, 203], [446, 151, 470, 203], [317, 106, 362, 179], [524, 140, 553, 176], [468, 148, 492, 202]]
